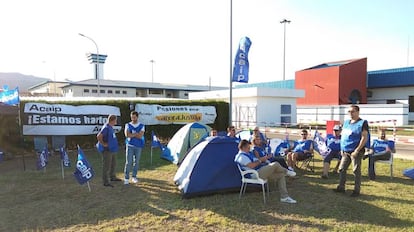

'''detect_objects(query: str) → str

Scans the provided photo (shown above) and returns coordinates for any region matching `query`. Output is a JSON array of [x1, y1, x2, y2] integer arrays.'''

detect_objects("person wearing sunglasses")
[[333, 105, 369, 197], [287, 129, 313, 171]]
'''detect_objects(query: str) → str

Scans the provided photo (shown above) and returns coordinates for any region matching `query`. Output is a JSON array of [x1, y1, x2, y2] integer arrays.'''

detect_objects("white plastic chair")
[[375, 152, 394, 178], [236, 163, 269, 204], [371, 137, 395, 178]]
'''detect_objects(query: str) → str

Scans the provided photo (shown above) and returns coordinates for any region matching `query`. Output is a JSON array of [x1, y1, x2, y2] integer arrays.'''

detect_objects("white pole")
[[150, 147, 153, 165], [280, 19, 291, 81], [229, 0, 233, 126], [61, 160, 64, 179], [79, 33, 101, 96]]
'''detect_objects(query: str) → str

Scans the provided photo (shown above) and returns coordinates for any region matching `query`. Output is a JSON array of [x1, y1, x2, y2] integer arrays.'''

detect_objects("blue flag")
[[151, 131, 161, 148], [60, 147, 71, 167], [37, 146, 49, 170], [0, 87, 19, 105], [313, 131, 331, 158], [73, 146, 94, 185], [232, 37, 252, 83]]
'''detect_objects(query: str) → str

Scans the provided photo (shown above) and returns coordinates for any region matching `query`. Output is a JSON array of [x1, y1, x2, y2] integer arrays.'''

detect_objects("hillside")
[[0, 72, 49, 92]]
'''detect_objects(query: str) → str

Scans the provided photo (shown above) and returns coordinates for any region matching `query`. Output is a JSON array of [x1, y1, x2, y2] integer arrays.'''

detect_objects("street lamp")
[[149, 59, 155, 83], [280, 19, 291, 81], [79, 33, 100, 96]]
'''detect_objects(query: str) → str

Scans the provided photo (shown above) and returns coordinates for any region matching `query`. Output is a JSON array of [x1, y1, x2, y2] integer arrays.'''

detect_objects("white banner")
[[135, 103, 216, 125], [22, 103, 121, 135]]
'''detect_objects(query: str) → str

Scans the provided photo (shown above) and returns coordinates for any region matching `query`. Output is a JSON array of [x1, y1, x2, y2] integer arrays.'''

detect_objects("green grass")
[[1, 148, 414, 232]]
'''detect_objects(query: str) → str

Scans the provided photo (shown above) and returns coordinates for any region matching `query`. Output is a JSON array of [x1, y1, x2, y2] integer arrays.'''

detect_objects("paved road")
[[264, 131, 414, 161]]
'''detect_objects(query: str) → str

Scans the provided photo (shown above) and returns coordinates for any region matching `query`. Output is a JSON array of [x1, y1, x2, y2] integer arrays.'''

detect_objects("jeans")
[[124, 145, 143, 180]]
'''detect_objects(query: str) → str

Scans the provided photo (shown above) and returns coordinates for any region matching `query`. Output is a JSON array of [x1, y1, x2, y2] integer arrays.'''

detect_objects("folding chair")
[[298, 151, 315, 172], [236, 163, 269, 204]]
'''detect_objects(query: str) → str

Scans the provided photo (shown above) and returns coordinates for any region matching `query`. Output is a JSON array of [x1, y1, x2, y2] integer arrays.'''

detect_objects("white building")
[[189, 87, 305, 128], [29, 79, 226, 99]]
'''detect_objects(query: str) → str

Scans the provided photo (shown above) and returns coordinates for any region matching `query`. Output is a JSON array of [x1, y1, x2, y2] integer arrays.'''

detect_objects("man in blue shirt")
[[364, 130, 395, 180], [287, 129, 313, 171], [333, 105, 369, 197], [321, 125, 342, 179], [124, 111, 145, 185], [97, 114, 120, 187], [234, 139, 297, 204]]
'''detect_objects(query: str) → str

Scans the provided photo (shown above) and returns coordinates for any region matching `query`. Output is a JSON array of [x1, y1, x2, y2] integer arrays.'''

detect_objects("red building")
[[295, 58, 367, 105]]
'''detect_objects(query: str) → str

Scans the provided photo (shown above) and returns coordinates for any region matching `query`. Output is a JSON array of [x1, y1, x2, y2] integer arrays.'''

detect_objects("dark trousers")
[[337, 150, 364, 193], [368, 151, 391, 180], [271, 157, 289, 169], [102, 151, 117, 184]]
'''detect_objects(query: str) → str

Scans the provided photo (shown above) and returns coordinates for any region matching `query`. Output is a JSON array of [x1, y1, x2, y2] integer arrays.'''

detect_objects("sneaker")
[[287, 166, 294, 171], [131, 177, 138, 183], [124, 179, 129, 185], [103, 183, 114, 188], [110, 177, 122, 182], [280, 196, 297, 204], [286, 170, 296, 177]]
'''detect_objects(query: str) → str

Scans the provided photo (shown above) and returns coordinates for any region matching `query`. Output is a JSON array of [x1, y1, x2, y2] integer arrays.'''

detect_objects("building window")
[[386, 100, 396, 104], [281, 105, 291, 114], [184, 93, 188, 97], [83, 89, 90, 93], [107, 90, 113, 94], [100, 89, 105, 94], [149, 89, 163, 95], [115, 90, 120, 94], [92, 89, 98, 93], [122, 90, 127, 94], [281, 116, 291, 124], [409, 96, 414, 112]]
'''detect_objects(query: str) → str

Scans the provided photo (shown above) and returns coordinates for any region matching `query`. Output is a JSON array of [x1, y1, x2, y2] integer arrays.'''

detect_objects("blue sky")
[[0, 0, 412, 87]]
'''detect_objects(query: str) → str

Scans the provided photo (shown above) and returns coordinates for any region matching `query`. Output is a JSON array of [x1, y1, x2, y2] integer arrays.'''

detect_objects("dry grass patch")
[[0, 148, 413, 231]]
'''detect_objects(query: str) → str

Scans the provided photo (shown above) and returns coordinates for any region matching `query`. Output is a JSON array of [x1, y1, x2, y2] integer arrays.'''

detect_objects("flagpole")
[[229, 0, 233, 126], [87, 181, 91, 192], [61, 160, 65, 179], [18, 100, 26, 171], [150, 147, 153, 166]]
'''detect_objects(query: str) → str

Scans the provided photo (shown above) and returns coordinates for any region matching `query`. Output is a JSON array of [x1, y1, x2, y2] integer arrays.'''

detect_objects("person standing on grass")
[[97, 114, 121, 187], [124, 111, 145, 185], [333, 105, 369, 197], [234, 139, 297, 204]]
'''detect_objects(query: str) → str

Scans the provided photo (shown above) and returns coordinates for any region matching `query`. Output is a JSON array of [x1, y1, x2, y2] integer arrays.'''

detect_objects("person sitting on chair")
[[364, 129, 396, 180], [210, 129, 218, 137], [287, 129, 313, 171], [227, 126, 236, 138], [321, 125, 342, 179], [250, 126, 267, 149], [234, 139, 297, 204], [252, 135, 289, 169]]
